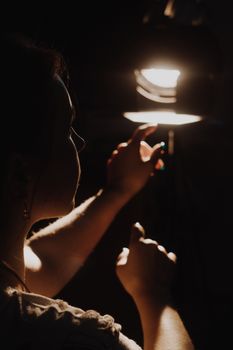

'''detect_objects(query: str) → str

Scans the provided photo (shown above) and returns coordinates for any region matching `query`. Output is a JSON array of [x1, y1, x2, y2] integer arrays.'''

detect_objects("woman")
[[0, 33, 194, 349]]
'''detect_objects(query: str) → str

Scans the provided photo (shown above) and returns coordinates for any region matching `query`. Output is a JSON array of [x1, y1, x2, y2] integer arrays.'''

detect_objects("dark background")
[[2, 1, 233, 349]]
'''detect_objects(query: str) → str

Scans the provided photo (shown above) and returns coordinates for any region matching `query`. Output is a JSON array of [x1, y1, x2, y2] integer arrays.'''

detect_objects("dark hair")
[[0, 33, 69, 211], [0, 32, 68, 156]]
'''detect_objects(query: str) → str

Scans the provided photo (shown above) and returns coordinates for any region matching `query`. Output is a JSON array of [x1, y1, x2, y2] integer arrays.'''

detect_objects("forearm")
[[26, 187, 131, 295], [134, 296, 195, 350], [28, 187, 131, 257]]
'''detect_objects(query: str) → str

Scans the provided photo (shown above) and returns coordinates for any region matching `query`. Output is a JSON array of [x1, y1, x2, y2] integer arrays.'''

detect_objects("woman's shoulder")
[[0, 287, 120, 332], [0, 287, 142, 349]]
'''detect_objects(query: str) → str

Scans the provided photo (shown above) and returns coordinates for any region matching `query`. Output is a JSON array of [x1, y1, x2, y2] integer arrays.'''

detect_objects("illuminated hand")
[[107, 124, 165, 199], [116, 223, 176, 300]]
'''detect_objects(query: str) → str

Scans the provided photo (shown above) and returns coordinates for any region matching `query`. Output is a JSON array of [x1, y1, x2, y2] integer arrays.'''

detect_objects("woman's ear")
[[5, 153, 32, 200]]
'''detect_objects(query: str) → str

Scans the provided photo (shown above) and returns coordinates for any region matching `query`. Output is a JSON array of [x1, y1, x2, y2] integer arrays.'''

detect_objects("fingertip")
[[131, 124, 158, 144], [144, 123, 158, 129], [168, 252, 177, 263], [160, 141, 166, 150], [157, 244, 167, 254], [139, 123, 158, 130], [122, 247, 129, 254], [133, 222, 145, 236], [130, 222, 146, 243], [151, 142, 166, 164], [152, 141, 166, 152], [116, 247, 129, 266]]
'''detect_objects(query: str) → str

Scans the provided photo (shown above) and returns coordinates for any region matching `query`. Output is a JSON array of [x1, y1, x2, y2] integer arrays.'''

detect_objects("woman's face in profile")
[[31, 76, 82, 220]]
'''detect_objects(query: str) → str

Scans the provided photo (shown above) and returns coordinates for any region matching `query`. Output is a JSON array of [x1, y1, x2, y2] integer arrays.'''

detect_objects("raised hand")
[[116, 224, 195, 350], [116, 222, 176, 301], [107, 124, 165, 200]]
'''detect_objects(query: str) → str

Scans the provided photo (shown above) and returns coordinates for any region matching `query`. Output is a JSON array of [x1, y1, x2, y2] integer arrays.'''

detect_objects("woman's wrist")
[[131, 287, 173, 309], [103, 185, 135, 205]]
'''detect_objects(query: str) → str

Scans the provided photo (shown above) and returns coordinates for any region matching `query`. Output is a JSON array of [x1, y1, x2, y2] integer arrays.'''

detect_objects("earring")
[[23, 201, 30, 220]]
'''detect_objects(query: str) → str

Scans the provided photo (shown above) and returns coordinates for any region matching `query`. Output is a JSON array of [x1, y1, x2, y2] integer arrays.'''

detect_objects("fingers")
[[150, 142, 165, 164], [157, 245, 177, 263], [130, 222, 177, 263], [130, 124, 158, 146], [155, 158, 165, 171], [130, 222, 145, 245], [157, 244, 167, 254], [109, 125, 165, 171], [116, 247, 129, 266], [107, 142, 128, 165], [107, 149, 118, 165], [140, 141, 153, 162], [167, 252, 177, 263], [157, 246, 177, 263], [117, 142, 128, 150]]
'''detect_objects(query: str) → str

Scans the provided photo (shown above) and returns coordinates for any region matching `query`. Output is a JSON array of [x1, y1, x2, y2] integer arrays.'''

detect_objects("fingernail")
[[133, 222, 145, 236], [122, 247, 129, 254], [160, 142, 166, 150], [134, 222, 142, 228]]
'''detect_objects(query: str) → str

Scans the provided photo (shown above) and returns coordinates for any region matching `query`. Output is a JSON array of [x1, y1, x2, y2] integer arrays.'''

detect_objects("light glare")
[[124, 111, 202, 125], [141, 68, 180, 88], [136, 85, 177, 103]]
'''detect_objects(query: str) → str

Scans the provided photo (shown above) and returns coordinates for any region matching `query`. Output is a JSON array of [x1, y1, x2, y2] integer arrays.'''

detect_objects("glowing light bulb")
[[141, 68, 180, 88]]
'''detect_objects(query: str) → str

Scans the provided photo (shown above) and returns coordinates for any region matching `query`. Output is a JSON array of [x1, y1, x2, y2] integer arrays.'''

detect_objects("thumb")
[[129, 124, 158, 149], [116, 247, 129, 266], [130, 222, 145, 245]]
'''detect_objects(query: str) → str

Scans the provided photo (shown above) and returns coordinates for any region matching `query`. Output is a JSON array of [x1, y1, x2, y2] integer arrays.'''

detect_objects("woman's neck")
[[0, 218, 32, 287], [0, 259, 30, 292], [0, 242, 26, 289]]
